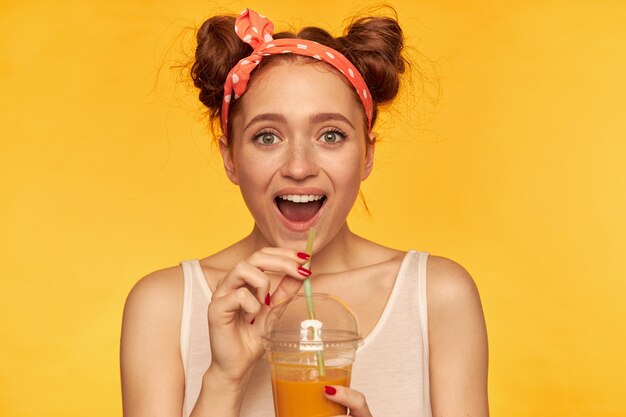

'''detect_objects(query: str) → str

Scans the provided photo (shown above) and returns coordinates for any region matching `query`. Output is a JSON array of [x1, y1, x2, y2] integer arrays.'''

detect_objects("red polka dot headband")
[[221, 9, 374, 137]]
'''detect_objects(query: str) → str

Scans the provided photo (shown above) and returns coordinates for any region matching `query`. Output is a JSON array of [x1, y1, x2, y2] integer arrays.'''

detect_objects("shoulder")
[[425, 255, 487, 345], [425, 255, 482, 313], [125, 264, 185, 308], [122, 265, 185, 335], [121, 265, 186, 378], [424, 254, 488, 358]]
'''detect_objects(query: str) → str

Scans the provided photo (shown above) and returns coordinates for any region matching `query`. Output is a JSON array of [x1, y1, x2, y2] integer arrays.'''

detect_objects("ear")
[[219, 136, 239, 185], [361, 133, 376, 181]]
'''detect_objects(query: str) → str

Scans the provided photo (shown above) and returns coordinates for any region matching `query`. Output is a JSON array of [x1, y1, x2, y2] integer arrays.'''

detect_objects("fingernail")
[[297, 252, 311, 260], [265, 293, 271, 306], [298, 266, 312, 277], [324, 385, 336, 395]]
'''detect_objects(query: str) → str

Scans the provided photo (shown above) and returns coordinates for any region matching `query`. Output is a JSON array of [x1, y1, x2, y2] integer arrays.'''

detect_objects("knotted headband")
[[221, 8, 373, 137]]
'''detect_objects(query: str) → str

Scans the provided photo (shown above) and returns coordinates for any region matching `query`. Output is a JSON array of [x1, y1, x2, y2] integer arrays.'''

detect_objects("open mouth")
[[275, 194, 326, 223]]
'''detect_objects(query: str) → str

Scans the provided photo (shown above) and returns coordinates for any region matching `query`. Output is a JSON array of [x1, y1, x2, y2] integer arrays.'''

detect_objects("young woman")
[[121, 8, 489, 417]]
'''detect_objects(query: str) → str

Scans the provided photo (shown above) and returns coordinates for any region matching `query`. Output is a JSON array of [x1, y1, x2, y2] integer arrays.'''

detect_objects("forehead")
[[233, 62, 365, 126]]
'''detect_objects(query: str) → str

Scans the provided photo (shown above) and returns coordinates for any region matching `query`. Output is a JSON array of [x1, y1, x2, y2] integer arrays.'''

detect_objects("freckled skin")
[[220, 63, 375, 252]]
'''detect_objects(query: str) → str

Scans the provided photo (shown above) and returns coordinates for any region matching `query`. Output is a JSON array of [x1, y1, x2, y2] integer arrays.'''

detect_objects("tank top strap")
[[180, 260, 194, 373], [179, 259, 214, 417], [415, 251, 430, 356], [179, 260, 212, 373]]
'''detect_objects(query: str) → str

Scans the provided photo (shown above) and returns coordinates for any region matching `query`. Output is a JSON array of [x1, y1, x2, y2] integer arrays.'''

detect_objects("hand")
[[325, 386, 373, 417], [206, 247, 310, 384]]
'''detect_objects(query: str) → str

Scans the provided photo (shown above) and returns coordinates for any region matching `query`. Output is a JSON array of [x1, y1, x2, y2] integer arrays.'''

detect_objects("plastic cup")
[[263, 293, 361, 417]]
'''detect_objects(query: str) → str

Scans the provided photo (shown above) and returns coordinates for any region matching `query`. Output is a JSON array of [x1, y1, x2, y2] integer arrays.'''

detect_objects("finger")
[[208, 287, 262, 326], [323, 386, 372, 417], [257, 247, 311, 264], [270, 275, 304, 306], [246, 250, 312, 279], [213, 261, 270, 305], [217, 253, 310, 299]]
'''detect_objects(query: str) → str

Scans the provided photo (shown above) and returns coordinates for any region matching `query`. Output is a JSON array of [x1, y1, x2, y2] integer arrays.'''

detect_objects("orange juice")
[[271, 365, 351, 417]]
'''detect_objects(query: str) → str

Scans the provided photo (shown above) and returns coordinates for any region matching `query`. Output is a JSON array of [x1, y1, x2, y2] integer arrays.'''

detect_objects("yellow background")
[[1, 0, 624, 416]]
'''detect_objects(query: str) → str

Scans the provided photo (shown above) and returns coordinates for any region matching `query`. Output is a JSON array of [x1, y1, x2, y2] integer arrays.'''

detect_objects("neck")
[[308, 223, 365, 274]]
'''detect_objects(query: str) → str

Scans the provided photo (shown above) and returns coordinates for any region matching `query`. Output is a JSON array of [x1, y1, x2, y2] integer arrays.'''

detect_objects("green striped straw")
[[302, 227, 326, 376]]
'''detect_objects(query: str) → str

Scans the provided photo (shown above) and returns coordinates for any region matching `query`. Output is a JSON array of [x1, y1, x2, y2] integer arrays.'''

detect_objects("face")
[[220, 62, 375, 251]]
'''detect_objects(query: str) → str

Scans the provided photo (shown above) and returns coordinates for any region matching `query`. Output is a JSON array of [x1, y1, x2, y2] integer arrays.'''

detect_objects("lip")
[[273, 187, 327, 233]]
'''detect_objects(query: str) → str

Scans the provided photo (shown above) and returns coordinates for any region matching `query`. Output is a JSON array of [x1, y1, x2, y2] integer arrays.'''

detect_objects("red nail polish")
[[297, 252, 311, 260], [298, 266, 312, 276], [265, 293, 271, 306], [324, 385, 336, 395]]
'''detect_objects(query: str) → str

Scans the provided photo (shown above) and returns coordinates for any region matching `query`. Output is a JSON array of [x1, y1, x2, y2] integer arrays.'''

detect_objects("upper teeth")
[[278, 194, 324, 203]]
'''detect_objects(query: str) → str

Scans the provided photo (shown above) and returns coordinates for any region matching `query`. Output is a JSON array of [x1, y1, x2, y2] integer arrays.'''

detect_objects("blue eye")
[[319, 130, 346, 144], [255, 132, 280, 145]]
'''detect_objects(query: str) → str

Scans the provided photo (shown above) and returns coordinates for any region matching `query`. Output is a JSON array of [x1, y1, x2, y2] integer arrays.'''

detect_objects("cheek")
[[233, 150, 276, 191], [320, 153, 365, 199], [323, 147, 365, 176]]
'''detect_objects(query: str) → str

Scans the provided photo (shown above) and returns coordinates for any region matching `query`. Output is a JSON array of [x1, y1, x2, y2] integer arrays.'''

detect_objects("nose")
[[280, 140, 319, 181]]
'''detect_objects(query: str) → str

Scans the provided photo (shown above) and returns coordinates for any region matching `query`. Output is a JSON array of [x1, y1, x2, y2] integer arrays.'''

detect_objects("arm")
[[427, 256, 489, 416], [120, 268, 185, 417], [120, 267, 267, 417]]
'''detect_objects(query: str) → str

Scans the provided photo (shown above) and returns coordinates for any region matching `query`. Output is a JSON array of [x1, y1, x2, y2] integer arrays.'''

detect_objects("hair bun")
[[338, 15, 406, 105], [191, 15, 252, 119]]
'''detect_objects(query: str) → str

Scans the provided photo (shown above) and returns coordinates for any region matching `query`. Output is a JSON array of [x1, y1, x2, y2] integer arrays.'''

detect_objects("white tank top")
[[180, 250, 432, 417]]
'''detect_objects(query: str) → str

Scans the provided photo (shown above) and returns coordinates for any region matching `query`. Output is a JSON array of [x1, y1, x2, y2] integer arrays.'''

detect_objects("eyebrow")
[[310, 113, 355, 129], [243, 112, 356, 132], [243, 113, 288, 132]]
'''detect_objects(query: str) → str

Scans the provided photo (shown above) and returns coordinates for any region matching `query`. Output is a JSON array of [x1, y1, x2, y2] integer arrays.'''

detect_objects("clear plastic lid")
[[263, 293, 361, 352]]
